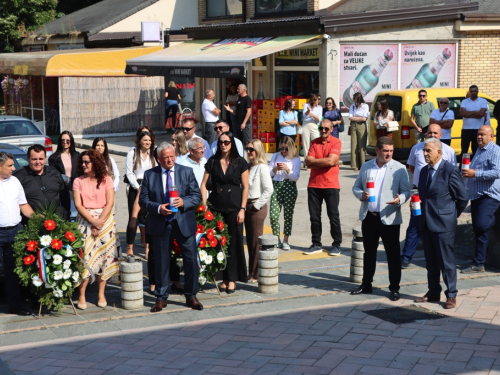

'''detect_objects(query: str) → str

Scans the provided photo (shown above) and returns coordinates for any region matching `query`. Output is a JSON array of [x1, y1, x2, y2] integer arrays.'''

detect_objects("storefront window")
[[275, 71, 319, 98], [206, 0, 242, 18], [166, 76, 196, 111], [255, 0, 307, 16]]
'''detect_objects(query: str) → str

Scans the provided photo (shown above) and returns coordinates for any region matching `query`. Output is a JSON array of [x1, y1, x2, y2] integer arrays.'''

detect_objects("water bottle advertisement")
[[340, 44, 399, 109], [400, 44, 456, 90]]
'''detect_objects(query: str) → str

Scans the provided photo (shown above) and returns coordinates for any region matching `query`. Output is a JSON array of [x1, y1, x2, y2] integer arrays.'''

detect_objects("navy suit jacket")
[[418, 160, 468, 233], [139, 164, 202, 237]]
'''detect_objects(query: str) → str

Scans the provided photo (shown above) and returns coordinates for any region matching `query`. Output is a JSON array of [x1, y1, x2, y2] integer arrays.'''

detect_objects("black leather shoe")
[[150, 300, 167, 313], [186, 296, 203, 311], [350, 285, 373, 295], [390, 291, 400, 301], [8, 307, 31, 316]]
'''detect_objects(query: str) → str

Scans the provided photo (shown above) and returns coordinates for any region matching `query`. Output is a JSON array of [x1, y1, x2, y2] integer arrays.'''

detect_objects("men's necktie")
[[165, 170, 174, 222], [427, 167, 435, 188]]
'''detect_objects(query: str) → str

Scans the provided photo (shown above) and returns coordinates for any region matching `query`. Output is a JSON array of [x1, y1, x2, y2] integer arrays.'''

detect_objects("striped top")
[[466, 141, 500, 201]]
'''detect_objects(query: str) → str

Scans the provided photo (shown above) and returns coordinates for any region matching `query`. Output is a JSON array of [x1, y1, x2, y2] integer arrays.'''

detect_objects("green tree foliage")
[[0, 0, 59, 52]]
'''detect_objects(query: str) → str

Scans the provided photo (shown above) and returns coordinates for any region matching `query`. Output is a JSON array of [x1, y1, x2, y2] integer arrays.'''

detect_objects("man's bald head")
[[479, 125, 494, 135], [477, 125, 495, 148], [426, 124, 442, 139]]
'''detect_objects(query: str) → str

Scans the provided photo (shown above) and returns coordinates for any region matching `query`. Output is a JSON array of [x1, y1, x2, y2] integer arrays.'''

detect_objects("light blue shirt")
[[466, 141, 500, 201], [211, 137, 244, 156], [180, 156, 207, 188], [278, 110, 298, 136]]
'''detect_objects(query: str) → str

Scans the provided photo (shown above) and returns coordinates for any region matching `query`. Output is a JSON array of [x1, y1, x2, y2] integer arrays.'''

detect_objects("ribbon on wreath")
[[196, 233, 203, 269], [37, 247, 49, 283]]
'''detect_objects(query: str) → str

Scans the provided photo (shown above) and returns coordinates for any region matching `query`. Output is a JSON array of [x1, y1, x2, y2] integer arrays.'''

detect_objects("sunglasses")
[[61, 139, 71, 144], [245, 147, 255, 153], [279, 147, 289, 152], [319, 127, 331, 132], [419, 94, 427, 97], [82, 160, 91, 165], [182, 127, 194, 132], [215, 126, 225, 131], [219, 140, 231, 146], [439, 102, 449, 104]]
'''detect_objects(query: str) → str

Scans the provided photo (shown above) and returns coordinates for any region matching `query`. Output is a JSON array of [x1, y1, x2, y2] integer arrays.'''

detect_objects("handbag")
[[336, 109, 345, 133], [297, 125, 303, 135], [387, 121, 400, 132]]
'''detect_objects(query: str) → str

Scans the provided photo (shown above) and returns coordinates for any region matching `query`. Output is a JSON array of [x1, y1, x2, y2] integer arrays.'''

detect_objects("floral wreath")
[[172, 204, 230, 293], [14, 209, 84, 313]]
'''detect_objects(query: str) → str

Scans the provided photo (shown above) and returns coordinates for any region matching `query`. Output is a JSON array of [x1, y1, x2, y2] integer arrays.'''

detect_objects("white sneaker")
[[281, 241, 291, 250]]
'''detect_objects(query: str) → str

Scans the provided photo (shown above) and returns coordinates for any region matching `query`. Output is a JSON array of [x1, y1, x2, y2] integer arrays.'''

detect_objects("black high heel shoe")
[[226, 283, 236, 294]]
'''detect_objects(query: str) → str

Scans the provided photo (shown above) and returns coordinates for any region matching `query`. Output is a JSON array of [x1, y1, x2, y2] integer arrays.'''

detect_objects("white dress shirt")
[[461, 97, 488, 130], [0, 176, 27, 227], [368, 162, 388, 213], [269, 153, 301, 182], [125, 148, 155, 189], [202, 99, 219, 122], [110, 156, 120, 192], [302, 104, 323, 124]]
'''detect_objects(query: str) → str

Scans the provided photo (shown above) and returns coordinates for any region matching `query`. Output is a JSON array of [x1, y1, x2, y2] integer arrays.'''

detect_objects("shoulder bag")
[[387, 121, 400, 132]]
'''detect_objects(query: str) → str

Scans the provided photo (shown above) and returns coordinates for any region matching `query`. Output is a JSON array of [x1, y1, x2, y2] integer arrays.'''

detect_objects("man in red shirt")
[[303, 119, 343, 256]]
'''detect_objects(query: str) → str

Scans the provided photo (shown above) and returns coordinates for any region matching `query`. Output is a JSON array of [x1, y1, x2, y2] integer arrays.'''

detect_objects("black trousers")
[[361, 213, 401, 292], [217, 210, 247, 283], [308, 188, 342, 247], [422, 227, 457, 298], [0, 224, 24, 308], [152, 220, 198, 300], [126, 186, 139, 245], [461, 129, 479, 159]]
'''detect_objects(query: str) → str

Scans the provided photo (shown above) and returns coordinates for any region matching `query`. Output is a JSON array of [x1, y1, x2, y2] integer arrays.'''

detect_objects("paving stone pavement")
[[2, 281, 500, 375]]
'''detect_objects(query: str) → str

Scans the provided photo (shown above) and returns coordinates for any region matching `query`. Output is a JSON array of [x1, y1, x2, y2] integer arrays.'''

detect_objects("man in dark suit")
[[414, 138, 468, 309], [139, 142, 203, 312]]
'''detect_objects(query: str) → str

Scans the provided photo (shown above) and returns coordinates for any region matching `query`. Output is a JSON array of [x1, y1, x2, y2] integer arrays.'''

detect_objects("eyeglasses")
[[182, 127, 194, 132], [162, 156, 176, 160], [419, 94, 427, 97], [326, 102, 333, 106], [194, 147, 204, 152], [319, 127, 331, 132], [61, 139, 71, 144], [215, 126, 226, 131], [279, 147, 289, 152], [439, 102, 449, 104], [82, 160, 91, 165], [219, 140, 231, 146], [245, 147, 255, 153]]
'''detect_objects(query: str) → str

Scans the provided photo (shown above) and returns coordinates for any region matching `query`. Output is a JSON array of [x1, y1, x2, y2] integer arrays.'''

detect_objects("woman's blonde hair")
[[278, 136, 298, 159], [247, 139, 268, 166], [168, 81, 176, 88], [173, 129, 189, 155]]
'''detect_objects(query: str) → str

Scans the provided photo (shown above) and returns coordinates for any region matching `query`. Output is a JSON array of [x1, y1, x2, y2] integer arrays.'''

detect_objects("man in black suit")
[[413, 138, 468, 309], [139, 142, 203, 312]]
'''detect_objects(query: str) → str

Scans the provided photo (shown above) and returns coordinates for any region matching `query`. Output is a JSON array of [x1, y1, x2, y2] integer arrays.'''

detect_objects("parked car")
[[0, 143, 29, 169], [366, 88, 497, 160], [0, 116, 53, 159]]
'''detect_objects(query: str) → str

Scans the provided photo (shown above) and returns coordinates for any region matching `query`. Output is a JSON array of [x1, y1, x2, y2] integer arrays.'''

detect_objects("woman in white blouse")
[[373, 99, 395, 139], [269, 136, 300, 250], [348, 92, 370, 172], [125, 130, 157, 255], [245, 139, 273, 282], [301, 94, 322, 164]]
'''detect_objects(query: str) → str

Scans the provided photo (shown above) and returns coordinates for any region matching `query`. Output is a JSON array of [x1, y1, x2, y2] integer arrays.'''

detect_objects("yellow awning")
[[125, 35, 320, 77], [0, 46, 162, 77]]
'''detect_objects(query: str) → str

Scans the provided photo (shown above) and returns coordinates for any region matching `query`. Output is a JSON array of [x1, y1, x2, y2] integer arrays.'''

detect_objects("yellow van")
[[366, 88, 498, 160]]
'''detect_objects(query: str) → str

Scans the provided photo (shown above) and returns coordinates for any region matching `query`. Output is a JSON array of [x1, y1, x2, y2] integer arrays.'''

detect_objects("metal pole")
[[41, 77, 45, 133]]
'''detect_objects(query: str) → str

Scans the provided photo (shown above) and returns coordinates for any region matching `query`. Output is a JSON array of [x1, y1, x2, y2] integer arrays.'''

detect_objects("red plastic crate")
[[274, 96, 293, 110], [252, 100, 264, 111], [259, 132, 277, 144]]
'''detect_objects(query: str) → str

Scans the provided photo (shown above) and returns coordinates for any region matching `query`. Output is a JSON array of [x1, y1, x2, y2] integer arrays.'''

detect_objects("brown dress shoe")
[[414, 294, 440, 303], [186, 296, 203, 311], [444, 297, 456, 309], [150, 300, 167, 313]]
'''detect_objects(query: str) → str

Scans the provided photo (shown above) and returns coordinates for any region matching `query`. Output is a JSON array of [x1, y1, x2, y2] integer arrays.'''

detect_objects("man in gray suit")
[[413, 138, 468, 309], [351, 137, 410, 301]]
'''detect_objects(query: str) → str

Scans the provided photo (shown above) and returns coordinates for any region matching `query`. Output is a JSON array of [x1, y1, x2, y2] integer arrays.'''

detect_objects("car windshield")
[[0, 120, 42, 137], [14, 155, 29, 169]]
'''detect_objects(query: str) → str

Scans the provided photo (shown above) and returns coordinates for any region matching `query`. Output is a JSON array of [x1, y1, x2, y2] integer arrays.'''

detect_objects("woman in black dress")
[[201, 131, 249, 293]]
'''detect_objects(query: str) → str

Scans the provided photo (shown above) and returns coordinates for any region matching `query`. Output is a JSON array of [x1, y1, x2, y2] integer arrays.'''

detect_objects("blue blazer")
[[139, 164, 202, 237], [418, 160, 468, 233]]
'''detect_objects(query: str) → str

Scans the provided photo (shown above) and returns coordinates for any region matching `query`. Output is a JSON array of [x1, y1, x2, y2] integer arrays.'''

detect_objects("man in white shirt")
[[202, 89, 220, 146], [181, 118, 213, 160], [210, 120, 243, 156], [0, 152, 34, 315], [402, 124, 457, 268], [460, 85, 488, 159], [181, 138, 207, 188], [429, 97, 455, 146]]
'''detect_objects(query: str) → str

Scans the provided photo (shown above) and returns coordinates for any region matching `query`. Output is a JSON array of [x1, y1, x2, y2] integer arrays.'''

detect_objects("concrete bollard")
[[350, 226, 364, 283], [120, 256, 144, 310], [257, 234, 279, 294]]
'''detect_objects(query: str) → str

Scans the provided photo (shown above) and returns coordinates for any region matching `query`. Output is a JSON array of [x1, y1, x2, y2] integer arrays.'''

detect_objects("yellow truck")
[[366, 88, 497, 160]]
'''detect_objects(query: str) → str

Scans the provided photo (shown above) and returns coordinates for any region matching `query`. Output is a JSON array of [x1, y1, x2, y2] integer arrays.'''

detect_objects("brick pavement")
[[2, 284, 500, 375]]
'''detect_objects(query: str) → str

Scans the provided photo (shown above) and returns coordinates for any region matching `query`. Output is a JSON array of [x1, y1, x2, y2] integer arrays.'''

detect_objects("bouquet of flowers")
[[13, 209, 84, 312], [195, 204, 230, 291]]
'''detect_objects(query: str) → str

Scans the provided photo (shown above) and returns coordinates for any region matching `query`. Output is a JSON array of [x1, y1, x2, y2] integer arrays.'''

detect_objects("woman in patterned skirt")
[[269, 136, 301, 250], [73, 149, 120, 310]]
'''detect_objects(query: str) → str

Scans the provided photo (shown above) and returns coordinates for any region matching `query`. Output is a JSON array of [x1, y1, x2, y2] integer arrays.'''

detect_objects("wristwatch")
[[240, 206, 246, 211]]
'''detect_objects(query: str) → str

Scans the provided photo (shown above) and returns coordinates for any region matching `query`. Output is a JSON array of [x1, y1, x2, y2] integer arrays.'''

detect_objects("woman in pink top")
[[73, 150, 120, 310]]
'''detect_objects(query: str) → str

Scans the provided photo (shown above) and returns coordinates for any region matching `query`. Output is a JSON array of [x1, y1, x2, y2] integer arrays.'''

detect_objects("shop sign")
[[22, 45, 45, 52], [14, 65, 29, 75], [275, 47, 320, 66], [56, 44, 85, 50]]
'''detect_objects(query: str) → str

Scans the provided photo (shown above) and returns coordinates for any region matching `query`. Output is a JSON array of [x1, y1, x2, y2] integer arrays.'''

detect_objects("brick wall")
[[458, 31, 500, 100]]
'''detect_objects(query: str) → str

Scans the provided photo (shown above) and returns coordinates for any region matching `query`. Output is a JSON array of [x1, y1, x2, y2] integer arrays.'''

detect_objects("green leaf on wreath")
[[62, 284, 67, 291], [65, 280, 71, 286]]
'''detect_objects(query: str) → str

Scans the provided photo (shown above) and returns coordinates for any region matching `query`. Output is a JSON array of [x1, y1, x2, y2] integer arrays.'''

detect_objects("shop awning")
[[0, 46, 162, 77], [125, 35, 320, 78]]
